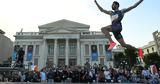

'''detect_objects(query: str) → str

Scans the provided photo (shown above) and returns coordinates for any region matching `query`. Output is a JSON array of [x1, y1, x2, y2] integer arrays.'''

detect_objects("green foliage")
[[143, 52, 160, 68], [124, 49, 138, 67], [114, 52, 125, 67], [114, 49, 138, 68], [114, 52, 125, 61]]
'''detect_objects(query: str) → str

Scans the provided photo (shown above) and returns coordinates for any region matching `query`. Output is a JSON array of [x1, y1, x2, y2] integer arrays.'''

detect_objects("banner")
[[138, 48, 143, 58], [27, 45, 33, 61], [91, 45, 98, 61], [105, 45, 112, 61], [12, 45, 20, 61]]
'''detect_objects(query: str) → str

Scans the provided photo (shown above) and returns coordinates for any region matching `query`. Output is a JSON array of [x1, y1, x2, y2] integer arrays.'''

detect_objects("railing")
[[16, 31, 103, 36], [81, 31, 103, 35], [16, 32, 40, 36]]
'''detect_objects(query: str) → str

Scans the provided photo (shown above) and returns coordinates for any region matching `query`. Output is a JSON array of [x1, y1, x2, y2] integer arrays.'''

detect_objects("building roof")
[[38, 19, 90, 29], [142, 41, 155, 49]]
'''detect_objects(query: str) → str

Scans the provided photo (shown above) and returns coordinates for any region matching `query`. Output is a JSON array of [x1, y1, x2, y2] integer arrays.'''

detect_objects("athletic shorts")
[[111, 23, 123, 40]]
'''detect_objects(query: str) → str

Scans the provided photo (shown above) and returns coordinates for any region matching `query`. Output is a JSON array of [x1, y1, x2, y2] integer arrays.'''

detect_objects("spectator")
[[17, 48, 25, 67], [104, 68, 111, 82], [98, 69, 105, 82], [0, 64, 159, 83], [40, 69, 47, 82], [47, 68, 54, 83]]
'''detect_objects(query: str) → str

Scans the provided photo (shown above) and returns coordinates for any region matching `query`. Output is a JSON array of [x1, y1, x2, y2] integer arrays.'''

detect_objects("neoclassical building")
[[153, 30, 160, 56], [142, 41, 157, 55], [13, 19, 122, 70]]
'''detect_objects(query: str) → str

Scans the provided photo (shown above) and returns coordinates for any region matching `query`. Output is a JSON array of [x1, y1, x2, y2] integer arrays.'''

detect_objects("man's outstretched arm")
[[94, 0, 112, 15], [122, 0, 143, 13]]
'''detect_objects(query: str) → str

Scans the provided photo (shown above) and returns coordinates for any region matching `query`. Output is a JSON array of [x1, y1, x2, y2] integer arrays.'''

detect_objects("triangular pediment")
[[38, 19, 90, 33], [39, 19, 90, 28], [46, 28, 79, 33]]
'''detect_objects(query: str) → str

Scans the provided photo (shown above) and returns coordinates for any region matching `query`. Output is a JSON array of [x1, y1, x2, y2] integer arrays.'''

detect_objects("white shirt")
[[40, 71, 46, 81], [89, 71, 93, 78], [104, 70, 111, 80]]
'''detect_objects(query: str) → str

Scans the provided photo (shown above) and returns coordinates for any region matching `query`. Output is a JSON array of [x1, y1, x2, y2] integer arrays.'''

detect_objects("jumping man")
[[94, 0, 143, 51]]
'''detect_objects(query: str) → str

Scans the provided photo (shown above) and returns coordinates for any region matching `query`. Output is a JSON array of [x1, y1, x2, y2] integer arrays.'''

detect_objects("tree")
[[143, 52, 160, 68], [114, 49, 139, 68], [114, 52, 125, 68], [124, 49, 138, 68]]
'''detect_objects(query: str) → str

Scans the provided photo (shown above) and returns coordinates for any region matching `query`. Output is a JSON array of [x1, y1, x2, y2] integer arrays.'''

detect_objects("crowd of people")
[[0, 63, 160, 84]]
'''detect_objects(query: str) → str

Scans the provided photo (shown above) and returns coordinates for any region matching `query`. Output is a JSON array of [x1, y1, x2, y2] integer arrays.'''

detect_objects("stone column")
[[38, 39, 47, 70], [24, 45, 28, 61], [33, 45, 36, 64], [33, 45, 36, 56], [102, 44, 106, 58], [44, 40, 48, 68], [81, 43, 84, 66], [103, 44, 106, 57], [89, 43, 91, 64], [65, 39, 69, 66], [103, 44, 107, 65], [54, 39, 57, 66], [24, 45, 28, 66], [97, 44, 99, 58], [33, 44, 36, 54], [77, 39, 80, 65], [96, 44, 100, 65]]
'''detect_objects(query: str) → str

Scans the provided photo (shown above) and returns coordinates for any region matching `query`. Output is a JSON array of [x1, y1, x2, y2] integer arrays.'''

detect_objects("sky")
[[0, 0, 159, 48]]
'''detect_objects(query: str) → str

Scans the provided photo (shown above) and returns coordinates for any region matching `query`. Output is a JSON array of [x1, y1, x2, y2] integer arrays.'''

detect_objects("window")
[[152, 47, 154, 52], [69, 59, 76, 66], [58, 43, 65, 56], [34, 58, 38, 65], [48, 44, 54, 55], [58, 59, 65, 67], [69, 43, 77, 55], [100, 58, 104, 65], [82, 32, 90, 35], [47, 58, 53, 67], [35, 45, 39, 55], [147, 49, 149, 54], [85, 44, 89, 55], [99, 44, 103, 55]]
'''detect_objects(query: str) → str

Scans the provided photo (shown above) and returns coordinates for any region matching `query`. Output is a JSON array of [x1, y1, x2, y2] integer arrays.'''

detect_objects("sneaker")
[[108, 42, 116, 50]]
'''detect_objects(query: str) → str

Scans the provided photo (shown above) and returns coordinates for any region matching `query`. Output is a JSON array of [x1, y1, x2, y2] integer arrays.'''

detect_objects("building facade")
[[13, 19, 120, 70], [0, 29, 13, 64], [142, 41, 157, 55], [153, 30, 160, 56]]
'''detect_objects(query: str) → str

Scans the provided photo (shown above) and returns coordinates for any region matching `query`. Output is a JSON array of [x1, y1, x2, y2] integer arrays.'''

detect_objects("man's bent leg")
[[101, 25, 114, 42], [101, 25, 116, 50]]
